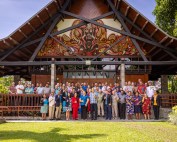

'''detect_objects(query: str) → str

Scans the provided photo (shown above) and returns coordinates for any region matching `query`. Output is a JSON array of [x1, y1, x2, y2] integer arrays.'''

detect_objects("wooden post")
[[161, 75, 169, 93], [51, 58, 56, 90], [120, 63, 125, 88]]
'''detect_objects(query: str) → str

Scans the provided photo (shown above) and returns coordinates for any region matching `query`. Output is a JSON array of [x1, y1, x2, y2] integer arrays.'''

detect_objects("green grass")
[[0, 122, 177, 142]]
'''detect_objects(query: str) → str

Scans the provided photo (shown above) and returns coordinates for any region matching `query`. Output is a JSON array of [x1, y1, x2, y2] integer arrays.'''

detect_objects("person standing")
[[103, 89, 112, 120], [43, 83, 51, 95], [151, 91, 161, 120], [142, 93, 151, 119], [126, 91, 134, 120], [65, 93, 72, 121], [16, 81, 24, 94], [80, 91, 89, 120], [55, 90, 62, 120], [49, 91, 55, 120], [40, 94, 49, 120], [118, 90, 126, 119], [72, 92, 79, 120], [97, 90, 104, 117], [146, 81, 156, 100], [112, 90, 119, 119], [90, 88, 98, 120], [9, 82, 16, 94], [25, 84, 34, 94], [134, 92, 142, 119], [36, 83, 44, 95]]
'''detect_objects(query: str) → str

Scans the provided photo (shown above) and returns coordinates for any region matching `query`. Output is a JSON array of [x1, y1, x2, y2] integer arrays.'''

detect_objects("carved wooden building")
[[0, 0, 177, 87]]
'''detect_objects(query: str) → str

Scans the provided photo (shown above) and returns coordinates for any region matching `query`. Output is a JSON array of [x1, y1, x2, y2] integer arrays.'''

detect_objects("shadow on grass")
[[0, 127, 106, 142]]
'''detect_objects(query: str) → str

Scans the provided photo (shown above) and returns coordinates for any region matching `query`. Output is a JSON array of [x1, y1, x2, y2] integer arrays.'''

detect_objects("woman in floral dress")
[[142, 93, 151, 119], [126, 91, 134, 120]]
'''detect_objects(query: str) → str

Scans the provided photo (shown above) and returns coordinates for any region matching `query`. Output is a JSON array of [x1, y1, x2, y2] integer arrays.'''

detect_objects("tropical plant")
[[168, 75, 177, 93], [0, 76, 14, 94], [169, 105, 177, 125]]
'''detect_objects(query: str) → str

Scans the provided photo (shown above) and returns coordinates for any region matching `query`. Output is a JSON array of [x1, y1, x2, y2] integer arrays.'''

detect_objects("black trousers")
[[118, 103, 121, 118], [153, 105, 160, 120], [81, 105, 87, 119], [91, 103, 97, 120], [105, 104, 112, 120], [119, 103, 126, 119]]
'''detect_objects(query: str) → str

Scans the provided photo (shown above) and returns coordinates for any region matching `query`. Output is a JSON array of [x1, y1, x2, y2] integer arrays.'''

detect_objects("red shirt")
[[72, 97, 79, 108], [137, 84, 146, 95]]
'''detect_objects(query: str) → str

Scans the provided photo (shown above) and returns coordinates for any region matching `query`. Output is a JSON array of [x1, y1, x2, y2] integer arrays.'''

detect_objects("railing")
[[159, 94, 177, 108], [0, 94, 46, 117], [0, 94, 177, 117]]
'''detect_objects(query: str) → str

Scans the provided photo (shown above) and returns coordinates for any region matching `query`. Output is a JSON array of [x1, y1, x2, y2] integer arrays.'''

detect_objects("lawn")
[[0, 122, 177, 142]]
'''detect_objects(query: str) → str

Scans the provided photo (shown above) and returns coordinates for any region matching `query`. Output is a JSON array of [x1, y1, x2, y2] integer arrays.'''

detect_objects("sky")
[[0, 0, 156, 39]]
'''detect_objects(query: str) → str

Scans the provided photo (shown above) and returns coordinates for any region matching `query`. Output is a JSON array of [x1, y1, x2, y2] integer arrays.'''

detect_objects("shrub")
[[169, 105, 177, 125]]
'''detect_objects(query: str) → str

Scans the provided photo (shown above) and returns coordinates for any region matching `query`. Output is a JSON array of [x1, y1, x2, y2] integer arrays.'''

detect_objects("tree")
[[0, 76, 14, 93], [153, 0, 177, 37]]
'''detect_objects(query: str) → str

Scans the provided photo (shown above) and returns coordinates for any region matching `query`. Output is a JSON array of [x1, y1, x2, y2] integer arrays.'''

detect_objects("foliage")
[[153, 0, 177, 37], [169, 105, 177, 125], [168, 75, 177, 93], [0, 122, 177, 142], [0, 76, 14, 93]]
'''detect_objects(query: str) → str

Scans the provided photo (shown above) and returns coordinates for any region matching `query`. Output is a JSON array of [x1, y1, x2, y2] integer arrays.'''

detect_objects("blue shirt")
[[43, 99, 49, 105], [82, 86, 88, 92], [80, 95, 88, 106]]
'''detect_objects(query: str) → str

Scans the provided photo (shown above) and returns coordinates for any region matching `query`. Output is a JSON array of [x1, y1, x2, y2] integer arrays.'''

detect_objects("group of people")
[[9, 79, 161, 121]]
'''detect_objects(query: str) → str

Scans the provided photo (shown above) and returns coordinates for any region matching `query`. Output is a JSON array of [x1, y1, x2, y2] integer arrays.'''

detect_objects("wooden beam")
[[0, 4, 69, 61], [150, 29, 158, 37], [0, 61, 177, 66], [125, 6, 130, 16], [60, 10, 177, 55], [91, 36, 126, 61], [27, 22, 36, 32], [117, 11, 177, 60], [3, 39, 12, 47], [130, 14, 139, 31], [106, 0, 148, 61], [29, 0, 71, 61], [142, 21, 148, 30], [36, 15, 44, 24], [45, 8, 52, 18], [19, 29, 28, 38], [50, 35, 84, 61], [150, 36, 170, 56], [9, 37, 19, 45]]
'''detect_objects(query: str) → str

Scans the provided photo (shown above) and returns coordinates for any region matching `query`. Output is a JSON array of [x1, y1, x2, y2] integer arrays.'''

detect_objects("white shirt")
[[49, 95, 55, 106], [146, 86, 156, 98], [16, 85, 24, 94]]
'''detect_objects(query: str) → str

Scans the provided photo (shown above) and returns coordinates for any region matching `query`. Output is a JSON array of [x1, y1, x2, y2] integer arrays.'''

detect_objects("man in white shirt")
[[146, 81, 156, 99], [49, 91, 55, 120], [16, 81, 24, 94]]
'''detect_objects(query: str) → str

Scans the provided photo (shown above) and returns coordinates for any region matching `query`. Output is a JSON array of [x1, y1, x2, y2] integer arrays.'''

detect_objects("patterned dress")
[[142, 97, 151, 115], [126, 95, 134, 115]]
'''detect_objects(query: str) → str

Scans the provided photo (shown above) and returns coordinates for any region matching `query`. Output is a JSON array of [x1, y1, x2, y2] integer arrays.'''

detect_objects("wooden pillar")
[[161, 75, 168, 93], [51, 58, 56, 90], [51, 64, 56, 90], [120, 63, 125, 88]]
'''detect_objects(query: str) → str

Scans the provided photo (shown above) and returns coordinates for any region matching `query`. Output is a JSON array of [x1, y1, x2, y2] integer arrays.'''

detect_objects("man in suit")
[[103, 88, 112, 120]]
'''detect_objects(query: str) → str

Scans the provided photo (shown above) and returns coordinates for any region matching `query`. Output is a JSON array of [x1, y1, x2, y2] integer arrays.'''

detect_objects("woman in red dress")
[[142, 93, 151, 119], [72, 92, 79, 120]]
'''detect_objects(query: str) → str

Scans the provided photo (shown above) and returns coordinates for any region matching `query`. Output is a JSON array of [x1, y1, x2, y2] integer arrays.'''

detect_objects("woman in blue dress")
[[40, 94, 49, 120], [126, 91, 134, 120]]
